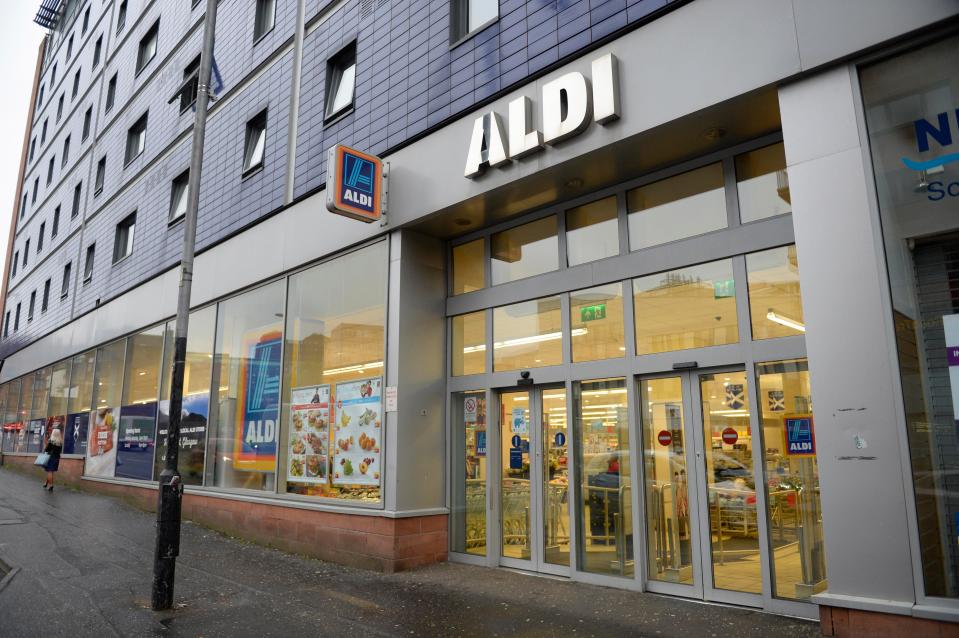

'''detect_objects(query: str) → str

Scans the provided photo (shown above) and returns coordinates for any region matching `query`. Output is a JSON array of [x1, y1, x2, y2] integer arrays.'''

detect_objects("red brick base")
[[1, 454, 447, 573], [821, 606, 959, 637]]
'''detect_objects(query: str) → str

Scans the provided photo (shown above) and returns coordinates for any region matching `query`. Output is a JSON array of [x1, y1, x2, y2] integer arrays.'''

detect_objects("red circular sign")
[[721, 427, 739, 445], [657, 430, 672, 446]]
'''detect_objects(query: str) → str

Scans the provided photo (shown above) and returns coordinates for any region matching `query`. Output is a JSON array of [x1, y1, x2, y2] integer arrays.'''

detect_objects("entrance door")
[[497, 386, 570, 576], [640, 369, 765, 606]]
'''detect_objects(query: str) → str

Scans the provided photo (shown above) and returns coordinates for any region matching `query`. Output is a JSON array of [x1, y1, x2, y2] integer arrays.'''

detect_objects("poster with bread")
[[332, 377, 381, 487], [287, 385, 330, 484]]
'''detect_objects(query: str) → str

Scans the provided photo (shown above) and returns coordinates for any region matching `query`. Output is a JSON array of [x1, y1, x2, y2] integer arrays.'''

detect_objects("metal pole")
[[152, 0, 218, 612]]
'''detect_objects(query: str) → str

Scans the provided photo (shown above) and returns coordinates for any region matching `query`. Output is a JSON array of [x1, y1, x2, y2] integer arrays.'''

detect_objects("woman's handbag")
[[34, 453, 50, 467]]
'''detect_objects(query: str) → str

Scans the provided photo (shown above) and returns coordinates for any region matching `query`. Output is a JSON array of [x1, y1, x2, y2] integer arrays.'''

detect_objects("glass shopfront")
[[447, 136, 826, 613], [861, 33, 959, 600]]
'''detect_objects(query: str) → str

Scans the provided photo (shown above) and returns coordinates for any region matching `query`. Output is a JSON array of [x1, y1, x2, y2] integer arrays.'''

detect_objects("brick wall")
[[820, 605, 959, 638], [1, 452, 447, 573]]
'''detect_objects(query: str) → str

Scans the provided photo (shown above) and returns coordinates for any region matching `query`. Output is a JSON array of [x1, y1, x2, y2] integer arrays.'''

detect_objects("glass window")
[[254, 0, 276, 40], [116, 326, 164, 480], [746, 245, 804, 340], [493, 296, 562, 371], [860, 35, 959, 598], [87, 340, 126, 477], [736, 143, 791, 224], [2, 380, 22, 454], [208, 281, 285, 492], [68, 350, 96, 415], [243, 110, 267, 173], [19, 373, 35, 423], [450, 390, 487, 555], [451, 311, 486, 376], [490, 216, 558, 285], [49, 359, 71, 418], [31, 367, 53, 420], [280, 242, 387, 501], [136, 21, 159, 73], [452, 239, 484, 295], [155, 306, 216, 486], [633, 259, 739, 354], [566, 196, 619, 266], [573, 378, 632, 576], [170, 170, 189, 221], [757, 359, 826, 601], [570, 283, 625, 362], [113, 212, 136, 262], [627, 163, 726, 250], [325, 43, 356, 119], [125, 113, 148, 164]]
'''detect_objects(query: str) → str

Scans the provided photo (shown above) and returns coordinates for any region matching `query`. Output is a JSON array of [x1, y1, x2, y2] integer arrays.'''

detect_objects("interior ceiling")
[[412, 86, 782, 239]]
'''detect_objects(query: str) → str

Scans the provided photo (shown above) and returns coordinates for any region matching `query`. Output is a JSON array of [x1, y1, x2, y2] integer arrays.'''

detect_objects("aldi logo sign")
[[326, 145, 386, 223], [785, 415, 816, 456]]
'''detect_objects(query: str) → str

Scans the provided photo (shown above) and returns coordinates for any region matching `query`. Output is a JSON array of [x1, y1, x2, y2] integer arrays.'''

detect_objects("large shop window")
[[452, 238, 485, 295], [1, 380, 21, 454], [569, 283, 625, 362], [280, 242, 387, 502], [735, 143, 791, 224], [627, 163, 726, 251], [861, 34, 959, 598], [155, 307, 215, 486], [632, 259, 739, 354], [451, 311, 486, 376], [66, 350, 96, 456], [566, 196, 619, 266], [86, 339, 126, 478], [490, 216, 558, 285], [746, 245, 805, 340], [47, 359, 70, 451], [493, 296, 563, 371], [115, 325, 164, 480], [207, 281, 285, 492], [572, 378, 632, 577]]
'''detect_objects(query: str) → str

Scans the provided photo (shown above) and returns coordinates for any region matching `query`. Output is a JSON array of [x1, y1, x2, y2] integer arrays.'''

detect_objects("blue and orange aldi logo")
[[326, 144, 384, 223]]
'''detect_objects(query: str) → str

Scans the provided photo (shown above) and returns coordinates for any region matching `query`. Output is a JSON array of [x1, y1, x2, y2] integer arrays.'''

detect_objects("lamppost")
[[152, 0, 218, 611]]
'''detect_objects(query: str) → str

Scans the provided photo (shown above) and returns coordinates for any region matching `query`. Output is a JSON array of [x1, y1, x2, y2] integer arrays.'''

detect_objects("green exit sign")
[[580, 304, 606, 322], [713, 279, 735, 299]]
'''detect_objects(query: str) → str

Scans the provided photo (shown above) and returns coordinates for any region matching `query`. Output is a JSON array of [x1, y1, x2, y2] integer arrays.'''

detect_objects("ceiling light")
[[766, 310, 805, 332]]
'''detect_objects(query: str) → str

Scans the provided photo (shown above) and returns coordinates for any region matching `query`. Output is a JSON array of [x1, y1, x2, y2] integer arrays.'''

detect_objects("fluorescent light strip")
[[322, 361, 384, 376], [766, 310, 805, 332], [462, 329, 588, 354]]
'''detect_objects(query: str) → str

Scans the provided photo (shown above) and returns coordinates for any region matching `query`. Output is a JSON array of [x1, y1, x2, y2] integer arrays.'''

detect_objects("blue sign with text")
[[476, 431, 486, 457], [328, 145, 383, 222], [785, 416, 815, 456]]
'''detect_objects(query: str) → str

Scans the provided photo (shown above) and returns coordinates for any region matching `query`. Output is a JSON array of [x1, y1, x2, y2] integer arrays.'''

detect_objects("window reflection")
[[570, 283, 625, 362], [746, 245, 804, 340], [453, 238, 485, 295], [736, 143, 791, 224], [452, 311, 486, 376], [566, 196, 619, 266], [451, 391, 487, 555], [493, 296, 563, 371], [491, 216, 558, 285]]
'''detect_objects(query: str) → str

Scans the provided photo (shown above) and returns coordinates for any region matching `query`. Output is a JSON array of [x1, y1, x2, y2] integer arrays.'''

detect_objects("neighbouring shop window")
[[65, 350, 95, 456], [452, 238, 485, 295], [627, 163, 726, 251], [24, 368, 52, 454], [573, 378, 632, 577], [280, 242, 387, 502], [566, 196, 620, 266], [47, 360, 71, 453], [0, 384, 8, 454], [115, 325, 164, 480], [1, 380, 21, 454], [208, 281, 285, 492], [569, 283, 625, 362], [746, 245, 805, 340], [451, 390, 487, 555], [757, 359, 826, 601], [632, 259, 739, 354], [735, 143, 791, 224], [87, 339, 126, 478], [155, 306, 215, 486], [490, 216, 558, 285], [861, 34, 959, 598], [493, 296, 563, 371], [451, 311, 486, 376]]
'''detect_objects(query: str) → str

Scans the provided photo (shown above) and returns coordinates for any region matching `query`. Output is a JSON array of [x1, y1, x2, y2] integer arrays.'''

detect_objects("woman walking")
[[42, 428, 63, 491]]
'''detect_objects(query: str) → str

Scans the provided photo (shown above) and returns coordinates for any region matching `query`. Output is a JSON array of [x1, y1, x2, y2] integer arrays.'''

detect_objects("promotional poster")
[[85, 407, 119, 478], [233, 332, 282, 473], [25, 418, 47, 454], [155, 392, 210, 485], [332, 377, 382, 487], [287, 385, 331, 484], [115, 402, 157, 480], [63, 412, 89, 456]]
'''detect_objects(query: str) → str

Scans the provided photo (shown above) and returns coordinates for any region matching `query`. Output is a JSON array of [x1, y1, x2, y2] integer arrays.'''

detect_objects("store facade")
[[3, 0, 959, 631]]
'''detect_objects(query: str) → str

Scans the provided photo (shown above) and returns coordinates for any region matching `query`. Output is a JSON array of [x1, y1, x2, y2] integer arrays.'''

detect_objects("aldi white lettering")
[[245, 419, 276, 444], [464, 53, 620, 178]]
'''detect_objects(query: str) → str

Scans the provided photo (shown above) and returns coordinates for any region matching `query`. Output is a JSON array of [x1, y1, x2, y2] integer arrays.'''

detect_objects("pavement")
[[0, 466, 820, 637]]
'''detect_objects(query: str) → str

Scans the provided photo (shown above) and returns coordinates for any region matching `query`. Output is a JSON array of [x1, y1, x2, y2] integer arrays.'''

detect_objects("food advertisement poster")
[[25, 418, 47, 454], [115, 402, 158, 481], [85, 407, 119, 478], [63, 412, 89, 456], [155, 393, 209, 485], [287, 385, 330, 484], [332, 377, 382, 487], [233, 331, 282, 473], [44, 415, 65, 449]]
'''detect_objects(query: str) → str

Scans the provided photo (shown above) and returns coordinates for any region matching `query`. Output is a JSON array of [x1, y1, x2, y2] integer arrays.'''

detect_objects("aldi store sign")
[[464, 53, 621, 178], [326, 144, 386, 222]]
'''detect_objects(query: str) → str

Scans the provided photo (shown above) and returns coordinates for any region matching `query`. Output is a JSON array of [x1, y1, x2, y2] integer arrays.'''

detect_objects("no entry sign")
[[657, 430, 672, 446], [721, 427, 738, 445]]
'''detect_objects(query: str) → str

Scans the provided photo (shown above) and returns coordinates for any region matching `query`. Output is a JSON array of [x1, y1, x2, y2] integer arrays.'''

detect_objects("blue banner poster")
[[115, 402, 158, 480], [155, 393, 210, 485], [234, 332, 282, 472], [63, 412, 89, 456]]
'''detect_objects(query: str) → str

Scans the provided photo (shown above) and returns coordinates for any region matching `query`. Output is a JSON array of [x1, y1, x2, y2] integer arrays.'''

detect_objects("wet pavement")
[[0, 466, 820, 637]]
